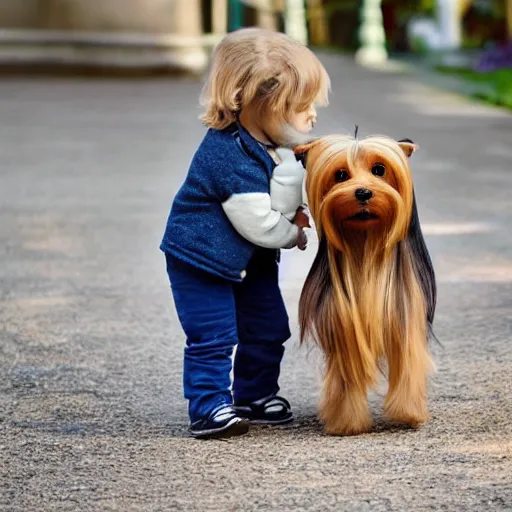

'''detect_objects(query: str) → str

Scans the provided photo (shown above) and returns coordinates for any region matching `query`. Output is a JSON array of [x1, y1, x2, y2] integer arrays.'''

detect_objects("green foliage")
[[409, 35, 432, 55], [320, 0, 359, 16], [437, 67, 512, 109], [419, 0, 436, 15], [489, 69, 512, 108]]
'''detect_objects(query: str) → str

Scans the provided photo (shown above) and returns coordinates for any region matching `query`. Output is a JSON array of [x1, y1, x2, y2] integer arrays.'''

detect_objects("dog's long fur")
[[295, 134, 436, 436]]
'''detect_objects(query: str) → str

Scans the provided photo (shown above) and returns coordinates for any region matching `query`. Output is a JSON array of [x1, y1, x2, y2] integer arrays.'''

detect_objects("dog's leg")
[[384, 331, 432, 428], [319, 359, 372, 436]]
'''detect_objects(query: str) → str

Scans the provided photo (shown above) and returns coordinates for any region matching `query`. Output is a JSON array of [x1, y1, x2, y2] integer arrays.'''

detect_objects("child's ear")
[[397, 138, 419, 158]]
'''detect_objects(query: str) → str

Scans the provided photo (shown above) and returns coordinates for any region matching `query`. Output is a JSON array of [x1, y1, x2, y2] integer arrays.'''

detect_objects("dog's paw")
[[324, 416, 373, 436], [384, 395, 429, 428], [320, 391, 373, 436]]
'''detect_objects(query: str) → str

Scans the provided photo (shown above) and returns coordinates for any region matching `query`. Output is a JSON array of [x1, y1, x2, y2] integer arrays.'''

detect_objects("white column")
[[436, 0, 461, 49], [355, 0, 387, 65], [241, 0, 278, 30], [212, 0, 228, 36], [284, 0, 308, 45], [173, 0, 208, 72]]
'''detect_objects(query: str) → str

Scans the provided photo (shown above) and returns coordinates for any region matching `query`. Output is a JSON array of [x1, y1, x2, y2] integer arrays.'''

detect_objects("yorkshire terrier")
[[294, 133, 436, 436]]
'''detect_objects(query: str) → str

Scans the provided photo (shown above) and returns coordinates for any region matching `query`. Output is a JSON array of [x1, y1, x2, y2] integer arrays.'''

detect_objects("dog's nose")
[[355, 188, 373, 202]]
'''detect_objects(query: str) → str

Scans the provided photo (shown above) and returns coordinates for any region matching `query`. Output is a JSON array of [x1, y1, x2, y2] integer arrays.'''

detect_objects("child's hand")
[[293, 206, 311, 229], [297, 228, 308, 251]]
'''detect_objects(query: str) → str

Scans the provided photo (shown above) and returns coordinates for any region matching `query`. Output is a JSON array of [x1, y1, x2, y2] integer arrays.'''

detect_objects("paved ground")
[[1, 54, 512, 511]]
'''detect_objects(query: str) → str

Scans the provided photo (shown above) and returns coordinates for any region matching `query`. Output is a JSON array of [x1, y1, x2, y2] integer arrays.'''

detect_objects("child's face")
[[288, 104, 317, 134]]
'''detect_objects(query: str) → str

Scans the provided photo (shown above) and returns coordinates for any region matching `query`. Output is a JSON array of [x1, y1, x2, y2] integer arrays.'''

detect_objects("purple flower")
[[474, 41, 512, 72]]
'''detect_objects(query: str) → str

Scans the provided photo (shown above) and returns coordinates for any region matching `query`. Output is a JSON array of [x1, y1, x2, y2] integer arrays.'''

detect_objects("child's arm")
[[222, 192, 300, 249], [211, 151, 305, 250]]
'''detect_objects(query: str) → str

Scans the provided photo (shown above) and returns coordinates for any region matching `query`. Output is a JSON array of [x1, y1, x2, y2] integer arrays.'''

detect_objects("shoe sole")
[[248, 414, 294, 426], [191, 418, 250, 439]]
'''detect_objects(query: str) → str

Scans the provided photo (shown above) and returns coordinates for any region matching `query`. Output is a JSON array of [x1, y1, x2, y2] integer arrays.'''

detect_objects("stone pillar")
[[306, 0, 328, 46], [253, 0, 278, 31], [436, 0, 461, 49], [0, 0, 211, 73], [284, 0, 308, 45], [172, 0, 208, 72], [212, 0, 228, 36], [355, 0, 388, 65], [458, 0, 472, 17]]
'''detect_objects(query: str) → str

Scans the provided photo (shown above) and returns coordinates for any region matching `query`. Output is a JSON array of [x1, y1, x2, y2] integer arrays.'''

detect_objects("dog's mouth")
[[347, 211, 379, 222]]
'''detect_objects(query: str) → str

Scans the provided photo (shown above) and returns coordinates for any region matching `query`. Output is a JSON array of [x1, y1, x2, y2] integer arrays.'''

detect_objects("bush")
[[437, 65, 512, 109]]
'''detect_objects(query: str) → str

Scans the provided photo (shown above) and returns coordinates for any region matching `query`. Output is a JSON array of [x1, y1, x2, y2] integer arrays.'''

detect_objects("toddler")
[[161, 27, 330, 438]]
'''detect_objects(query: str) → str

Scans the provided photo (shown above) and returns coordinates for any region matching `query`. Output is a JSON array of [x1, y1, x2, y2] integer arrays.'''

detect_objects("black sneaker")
[[234, 395, 294, 425], [190, 404, 250, 439]]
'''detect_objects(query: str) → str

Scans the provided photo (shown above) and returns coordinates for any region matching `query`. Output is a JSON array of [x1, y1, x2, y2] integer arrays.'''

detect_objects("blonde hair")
[[200, 28, 330, 137]]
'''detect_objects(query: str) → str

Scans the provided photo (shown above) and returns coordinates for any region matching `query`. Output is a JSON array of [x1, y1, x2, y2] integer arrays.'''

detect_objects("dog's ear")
[[397, 138, 418, 158], [293, 139, 320, 156], [293, 139, 321, 167]]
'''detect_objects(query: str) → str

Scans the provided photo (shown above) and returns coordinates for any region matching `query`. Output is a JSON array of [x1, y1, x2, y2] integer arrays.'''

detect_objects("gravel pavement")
[[1, 55, 511, 511]]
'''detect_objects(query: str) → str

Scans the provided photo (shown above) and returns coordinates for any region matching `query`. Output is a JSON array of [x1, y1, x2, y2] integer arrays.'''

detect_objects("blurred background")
[[0, 0, 510, 105]]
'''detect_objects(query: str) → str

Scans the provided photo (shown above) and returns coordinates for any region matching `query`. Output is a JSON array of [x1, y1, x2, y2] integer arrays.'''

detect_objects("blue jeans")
[[165, 250, 291, 423]]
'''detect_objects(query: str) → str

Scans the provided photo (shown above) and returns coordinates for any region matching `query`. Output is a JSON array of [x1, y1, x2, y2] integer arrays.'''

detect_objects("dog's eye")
[[371, 164, 385, 177], [334, 170, 349, 183]]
